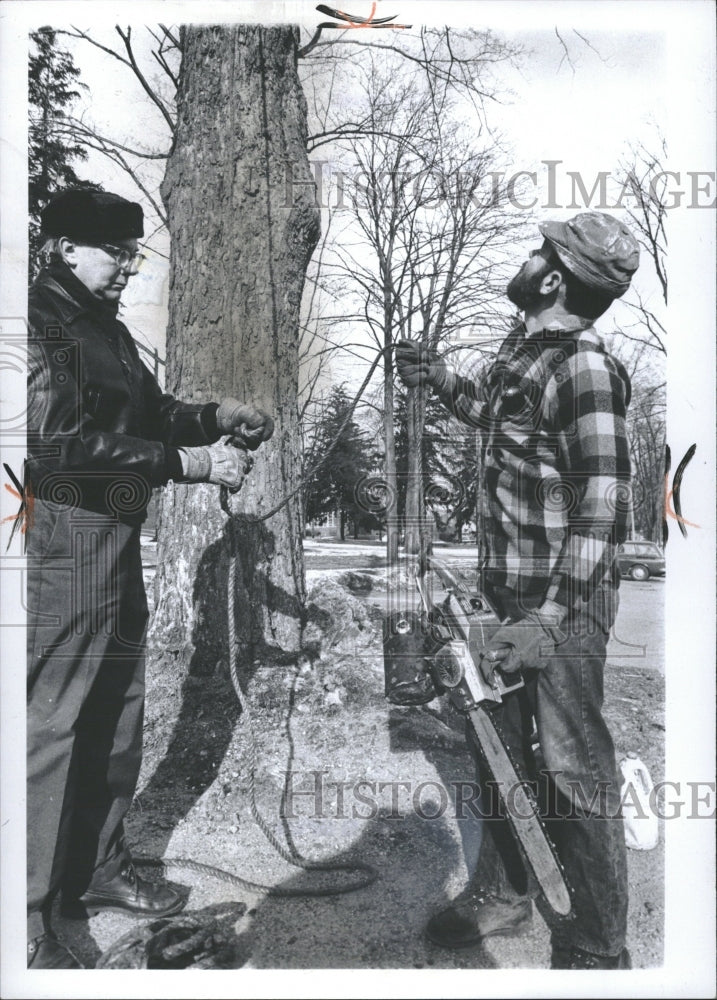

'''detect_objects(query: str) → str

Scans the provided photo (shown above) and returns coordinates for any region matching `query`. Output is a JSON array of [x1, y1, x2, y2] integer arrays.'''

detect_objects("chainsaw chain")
[[467, 707, 575, 920]]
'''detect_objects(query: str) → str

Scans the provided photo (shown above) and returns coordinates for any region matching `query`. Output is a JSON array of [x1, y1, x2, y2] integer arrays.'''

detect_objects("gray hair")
[[39, 237, 63, 268]]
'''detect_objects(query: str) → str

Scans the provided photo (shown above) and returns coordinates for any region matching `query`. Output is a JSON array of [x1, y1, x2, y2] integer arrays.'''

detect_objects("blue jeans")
[[469, 582, 627, 957]]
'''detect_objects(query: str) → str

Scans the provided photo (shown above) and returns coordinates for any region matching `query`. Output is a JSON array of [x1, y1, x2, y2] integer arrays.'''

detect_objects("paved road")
[[607, 579, 664, 674], [302, 540, 665, 674]]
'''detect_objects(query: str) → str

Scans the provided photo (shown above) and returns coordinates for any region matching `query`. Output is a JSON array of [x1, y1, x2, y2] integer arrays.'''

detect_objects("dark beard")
[[506, 258, 552, 310]]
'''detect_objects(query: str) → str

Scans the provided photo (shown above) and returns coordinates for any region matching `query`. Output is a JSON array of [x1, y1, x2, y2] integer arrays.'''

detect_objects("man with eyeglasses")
[[395, 212, 640, 970], [25, 189, 274, 968]]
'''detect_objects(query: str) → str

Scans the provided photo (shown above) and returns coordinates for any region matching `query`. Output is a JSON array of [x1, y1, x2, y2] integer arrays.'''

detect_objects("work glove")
[[479, 607, 566, 680], [394, 339, 451, 391], [216, 397, 275, 451], [178, 439, 252, 489]]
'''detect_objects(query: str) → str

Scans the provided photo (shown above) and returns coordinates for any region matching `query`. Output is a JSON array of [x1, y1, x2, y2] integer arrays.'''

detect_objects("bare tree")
[[48, 21, 524, 635], [616, 129, 668, 353], [610, 335, 666, 542], [49, 24, 181, 257], [319, 40, 524, 565], [607, 128, 669, 538], [628, 381, 667, 542]]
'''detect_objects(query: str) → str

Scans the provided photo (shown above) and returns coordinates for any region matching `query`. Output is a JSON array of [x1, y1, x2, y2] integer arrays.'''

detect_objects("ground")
[[54, 538, 665, 972]]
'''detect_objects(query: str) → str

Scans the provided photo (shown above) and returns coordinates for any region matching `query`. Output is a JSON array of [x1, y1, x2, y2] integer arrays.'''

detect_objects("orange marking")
[[664, 475, 700, 529], [340, 2, 377, 27], [2, 481, 34, 534]]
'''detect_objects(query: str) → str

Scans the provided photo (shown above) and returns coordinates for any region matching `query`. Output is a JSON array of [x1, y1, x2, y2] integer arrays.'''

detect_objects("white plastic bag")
[[619, 752, 659, 851]]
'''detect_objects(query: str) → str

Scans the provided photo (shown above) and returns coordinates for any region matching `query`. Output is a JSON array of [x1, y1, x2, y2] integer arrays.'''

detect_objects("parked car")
[[617, 540, 666, 581]]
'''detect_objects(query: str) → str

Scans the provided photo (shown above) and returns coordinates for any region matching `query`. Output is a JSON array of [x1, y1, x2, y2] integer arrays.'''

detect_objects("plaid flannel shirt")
[[437, 323, 632, 613]]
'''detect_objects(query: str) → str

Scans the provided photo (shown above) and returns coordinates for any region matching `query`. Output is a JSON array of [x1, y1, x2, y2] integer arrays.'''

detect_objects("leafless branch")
[[298, 25, 326, 59], [618, 129, 669, 312], [71, 128, 168, 225], [151, 47, 179, 88], [58, 26, 133, 68], [115, 26, 176, 133], [572, 30, 610, 63], [158, 23, 181, 50], [58, 115, 168, 160], [554, 28, 576, 75]]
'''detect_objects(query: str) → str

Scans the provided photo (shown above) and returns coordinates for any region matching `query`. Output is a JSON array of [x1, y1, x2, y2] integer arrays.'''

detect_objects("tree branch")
[[59, 114, 168, 160], [115, 26, 176, 133], [59, 27, 133, 68], [298, 25, 326, 59]]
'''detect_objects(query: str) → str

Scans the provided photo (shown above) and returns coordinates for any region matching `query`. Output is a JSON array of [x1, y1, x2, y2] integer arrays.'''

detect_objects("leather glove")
[[394, 339, 450, 391], [479, 607, 566, 679], [216, 397, 275, 451], [178, 439, 252, 489]]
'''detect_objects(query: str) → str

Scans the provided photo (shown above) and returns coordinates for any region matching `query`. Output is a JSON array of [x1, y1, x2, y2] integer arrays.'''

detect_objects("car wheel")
[[630, 564, 650, 581]]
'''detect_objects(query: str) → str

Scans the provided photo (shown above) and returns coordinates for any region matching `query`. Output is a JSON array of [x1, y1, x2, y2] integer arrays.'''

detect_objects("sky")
[[21, 9, 673, 365], [493, 29, 667, 171]]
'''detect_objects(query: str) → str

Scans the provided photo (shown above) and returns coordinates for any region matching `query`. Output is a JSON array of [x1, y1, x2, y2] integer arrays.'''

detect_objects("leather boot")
[[61, 862, 186, 919], [564, 945, 632, 969], [550, 942, 572, 968], [28, 934, 83, 969]]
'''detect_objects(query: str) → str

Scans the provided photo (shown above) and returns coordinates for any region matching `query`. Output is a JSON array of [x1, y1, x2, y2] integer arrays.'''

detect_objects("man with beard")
[[395, 212, 639, 969]]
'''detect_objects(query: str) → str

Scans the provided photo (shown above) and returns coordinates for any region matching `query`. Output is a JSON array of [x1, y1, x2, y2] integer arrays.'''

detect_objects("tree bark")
[[151, 25, 320, 675]]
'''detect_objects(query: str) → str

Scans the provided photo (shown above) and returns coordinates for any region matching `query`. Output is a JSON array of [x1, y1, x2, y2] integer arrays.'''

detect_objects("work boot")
[[550, 942, 572, 969], [28, 933, 83, 969], [61, 862, 186, 919], [565, 945, 632, 969], [425, 889, 532, 949]]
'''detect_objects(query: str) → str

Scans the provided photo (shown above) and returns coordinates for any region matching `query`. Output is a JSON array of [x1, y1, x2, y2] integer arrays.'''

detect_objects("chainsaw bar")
[[414, 557, 572, 917], [467, 705, 572, 917]]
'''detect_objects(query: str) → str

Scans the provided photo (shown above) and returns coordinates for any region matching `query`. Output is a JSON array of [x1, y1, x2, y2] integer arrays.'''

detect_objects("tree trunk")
[[383, 332, 399, 567], [475, 429, 485, 570], [404, 386, 430, 568], [151, 25, 320, 676]]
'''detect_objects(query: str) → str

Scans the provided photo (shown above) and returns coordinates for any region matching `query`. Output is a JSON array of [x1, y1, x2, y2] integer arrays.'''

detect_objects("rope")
[[254, 343, 389, 523], [182, 339, 390, 893], [136, 33, 388, 902], [135, 481, 378, 898], [213, 484, 378, 896], [134, 854, 377, 898]]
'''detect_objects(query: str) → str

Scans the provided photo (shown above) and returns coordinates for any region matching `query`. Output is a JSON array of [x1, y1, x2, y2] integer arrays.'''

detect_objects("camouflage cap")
[[539, 211, 640, 298]]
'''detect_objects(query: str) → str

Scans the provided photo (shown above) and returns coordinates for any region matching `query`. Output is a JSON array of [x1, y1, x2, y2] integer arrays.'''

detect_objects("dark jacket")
[[27, 262, 220, 523]]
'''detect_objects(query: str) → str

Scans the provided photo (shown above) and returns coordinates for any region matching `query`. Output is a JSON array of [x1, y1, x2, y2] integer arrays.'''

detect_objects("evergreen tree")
[[394, 386, 480, 542], [446, 425, 480, 539], [29, 26, 98, 275], [304, 384, 379, 540]]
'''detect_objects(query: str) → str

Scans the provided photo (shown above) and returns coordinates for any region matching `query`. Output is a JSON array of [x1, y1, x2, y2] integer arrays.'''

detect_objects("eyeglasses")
[[97, 243, 147, 271]]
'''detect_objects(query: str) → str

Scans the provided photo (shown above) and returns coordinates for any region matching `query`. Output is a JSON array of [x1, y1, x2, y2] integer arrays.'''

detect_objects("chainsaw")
[[385, 556, 572, 919]]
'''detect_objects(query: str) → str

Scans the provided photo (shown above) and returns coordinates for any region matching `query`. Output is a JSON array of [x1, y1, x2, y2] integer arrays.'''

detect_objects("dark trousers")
[[470, 582, 628, 957], [27, 499, 148, 931]]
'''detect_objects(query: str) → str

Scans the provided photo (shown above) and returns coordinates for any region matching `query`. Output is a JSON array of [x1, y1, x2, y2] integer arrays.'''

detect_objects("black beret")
[[41, 189, 144, 243]]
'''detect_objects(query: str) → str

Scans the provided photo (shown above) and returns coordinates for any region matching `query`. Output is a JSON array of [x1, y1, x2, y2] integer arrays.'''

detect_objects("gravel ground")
[[51, 539, 665, 986]]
